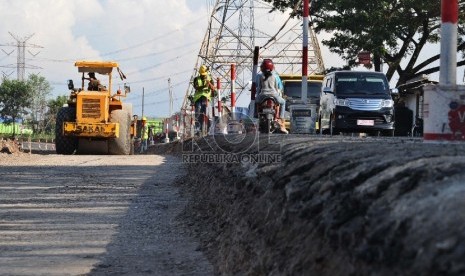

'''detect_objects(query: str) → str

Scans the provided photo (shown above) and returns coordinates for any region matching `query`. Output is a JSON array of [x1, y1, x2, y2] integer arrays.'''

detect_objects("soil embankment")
[[152, 135, 465, 275]]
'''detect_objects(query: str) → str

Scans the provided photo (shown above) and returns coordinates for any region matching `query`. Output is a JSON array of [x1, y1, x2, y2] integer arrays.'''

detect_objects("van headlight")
[[381, 99, 394, 108], [334, 98, 349, 107]]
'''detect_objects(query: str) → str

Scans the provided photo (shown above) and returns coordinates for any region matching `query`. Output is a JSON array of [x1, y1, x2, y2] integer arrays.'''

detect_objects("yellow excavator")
[[55, 61, 136, 155]]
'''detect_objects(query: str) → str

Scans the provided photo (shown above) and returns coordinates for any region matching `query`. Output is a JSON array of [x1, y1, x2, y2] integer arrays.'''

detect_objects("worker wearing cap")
[[192, 65, 215, 133], [140, 117, 149, 153], [86, 72, 102, 91]]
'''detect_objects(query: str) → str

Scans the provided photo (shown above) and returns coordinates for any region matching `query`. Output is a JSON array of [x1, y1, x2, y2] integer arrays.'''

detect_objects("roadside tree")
[[0, 78, 33, 137], [28, 74, 52, 134]]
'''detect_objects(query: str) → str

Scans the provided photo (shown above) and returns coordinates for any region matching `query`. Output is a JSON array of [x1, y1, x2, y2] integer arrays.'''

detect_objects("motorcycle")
[[257, 96, 281, 134]]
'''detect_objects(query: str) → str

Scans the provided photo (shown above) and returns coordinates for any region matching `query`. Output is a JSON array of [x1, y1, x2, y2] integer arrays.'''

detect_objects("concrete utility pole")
[[165, 78, 173, 143], [168, 78, 173, 119], [0, 32, 42, 81]]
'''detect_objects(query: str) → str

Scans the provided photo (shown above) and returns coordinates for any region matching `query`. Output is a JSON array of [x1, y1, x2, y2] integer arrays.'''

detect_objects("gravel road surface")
[[0, 154, 212, 276]]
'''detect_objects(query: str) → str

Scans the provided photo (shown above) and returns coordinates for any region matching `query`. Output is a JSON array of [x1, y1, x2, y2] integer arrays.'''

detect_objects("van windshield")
[[335, 73, 389, 95], [284, 82, 322, 98]]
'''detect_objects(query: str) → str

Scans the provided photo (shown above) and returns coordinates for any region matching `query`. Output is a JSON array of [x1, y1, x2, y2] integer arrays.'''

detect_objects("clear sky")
[[0, 0, 458, 118]]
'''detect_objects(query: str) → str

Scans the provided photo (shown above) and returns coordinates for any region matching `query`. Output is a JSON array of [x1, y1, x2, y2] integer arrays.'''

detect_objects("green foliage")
[[263, 0, 465, 86], [27, 74, 52, 134], [47, 95, 68, 117], [43, 95, 69, 134], [0, 78, 33, 136]]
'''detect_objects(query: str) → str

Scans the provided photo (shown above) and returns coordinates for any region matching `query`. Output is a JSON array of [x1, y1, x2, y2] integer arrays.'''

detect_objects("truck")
[[55, 61, 136, 155], [280, 74, 324, 132]]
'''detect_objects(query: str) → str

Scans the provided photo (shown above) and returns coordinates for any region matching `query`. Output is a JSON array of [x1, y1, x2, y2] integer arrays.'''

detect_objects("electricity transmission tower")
[[182, 0, 324, 110], [0, 32, 42, 81]]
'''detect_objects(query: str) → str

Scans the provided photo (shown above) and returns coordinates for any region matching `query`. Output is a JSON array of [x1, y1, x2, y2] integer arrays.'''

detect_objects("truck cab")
[[281, 74, 323, 131]]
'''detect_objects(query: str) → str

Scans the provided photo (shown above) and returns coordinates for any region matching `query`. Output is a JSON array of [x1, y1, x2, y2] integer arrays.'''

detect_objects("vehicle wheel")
[[319, 117, 325, 135], [55, 107, 77, 155], [329, 117, 339, 136], [258, 116, 265, 133], [130, 138, 135, 155], [108, 109, 131, 155]]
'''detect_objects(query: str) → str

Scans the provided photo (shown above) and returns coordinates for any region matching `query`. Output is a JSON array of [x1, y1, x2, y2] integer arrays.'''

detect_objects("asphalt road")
[[0, 154, 212, 276]]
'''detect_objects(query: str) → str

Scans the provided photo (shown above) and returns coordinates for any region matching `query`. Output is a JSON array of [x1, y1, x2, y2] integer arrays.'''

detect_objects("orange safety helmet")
[[260, 59, 274, 73]]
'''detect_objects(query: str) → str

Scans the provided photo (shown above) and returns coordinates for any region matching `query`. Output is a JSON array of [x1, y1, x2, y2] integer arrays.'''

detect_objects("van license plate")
[[357, 119, 374, 126]]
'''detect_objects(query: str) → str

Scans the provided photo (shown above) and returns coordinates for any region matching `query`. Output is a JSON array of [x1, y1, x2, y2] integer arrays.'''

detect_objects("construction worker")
[[140, 117, 149, 153], [255, 58, 288, 134], [86, 72, 101, 91], [193, 65, 215, 133]]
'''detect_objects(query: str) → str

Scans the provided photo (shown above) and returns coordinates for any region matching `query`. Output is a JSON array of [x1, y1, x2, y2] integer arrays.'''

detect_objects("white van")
[[319, 70, 398, 136]]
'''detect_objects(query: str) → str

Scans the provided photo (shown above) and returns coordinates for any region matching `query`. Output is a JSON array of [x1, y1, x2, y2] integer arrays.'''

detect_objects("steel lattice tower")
[[182, 0, 324, 111], [0, 32, 42, 81]]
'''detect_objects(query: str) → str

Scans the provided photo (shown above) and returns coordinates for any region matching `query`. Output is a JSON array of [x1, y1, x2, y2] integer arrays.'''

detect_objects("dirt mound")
[[1, 139, 21, 154], [175, 135, 465, 275]]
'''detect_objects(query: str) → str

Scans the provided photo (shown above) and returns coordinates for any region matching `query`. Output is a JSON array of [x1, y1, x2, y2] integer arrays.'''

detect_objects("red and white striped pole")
[[440, 0, 458, 87], [301, 0, 309, 102], [424, 0, 463, 142], [182, 109, 186, 139], [231, 64, 236, 120], [164, 118, 170, 143], [217, 78, 222, 121], [175, 114, 179, 139], [190, 104, 195, 137]]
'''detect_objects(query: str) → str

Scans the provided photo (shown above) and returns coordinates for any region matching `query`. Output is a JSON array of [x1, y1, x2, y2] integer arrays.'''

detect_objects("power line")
[[129, 69, 192, 85], [127, 79, 188, 101]]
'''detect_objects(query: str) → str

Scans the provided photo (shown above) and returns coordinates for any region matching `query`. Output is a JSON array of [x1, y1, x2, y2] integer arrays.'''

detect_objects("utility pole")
[[166, 78, 173, 143], [168, 78, 173, 118], [0, 32, 42, 80], [141, 87, 145, 118]]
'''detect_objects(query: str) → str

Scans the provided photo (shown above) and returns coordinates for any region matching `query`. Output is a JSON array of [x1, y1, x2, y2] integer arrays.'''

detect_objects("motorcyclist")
[[192, 65, 215, 133], [255, 59, 288, 133]]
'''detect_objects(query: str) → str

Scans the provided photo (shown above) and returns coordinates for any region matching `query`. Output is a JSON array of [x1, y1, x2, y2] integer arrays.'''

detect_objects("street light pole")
[[165, 78, 173, 143]]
